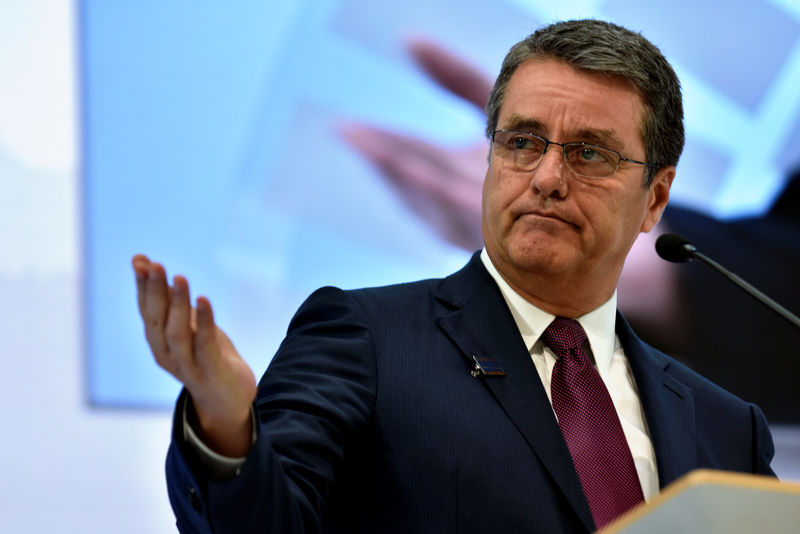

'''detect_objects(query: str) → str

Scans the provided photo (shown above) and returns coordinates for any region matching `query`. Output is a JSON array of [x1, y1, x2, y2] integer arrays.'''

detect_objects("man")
[[343, 39, 800, 423], [133, 20, 775, 533]]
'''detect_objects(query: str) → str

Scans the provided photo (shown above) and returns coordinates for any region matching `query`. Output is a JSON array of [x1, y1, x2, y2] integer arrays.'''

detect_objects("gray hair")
[[485, 19, 684, 184]]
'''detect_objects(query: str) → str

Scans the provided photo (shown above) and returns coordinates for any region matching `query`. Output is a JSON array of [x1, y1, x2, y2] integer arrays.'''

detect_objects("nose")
[[531, 144, 568, 198]]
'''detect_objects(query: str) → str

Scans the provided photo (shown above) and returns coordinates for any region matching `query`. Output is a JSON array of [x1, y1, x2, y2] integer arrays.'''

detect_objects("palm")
[[133, 255, 256, 457]]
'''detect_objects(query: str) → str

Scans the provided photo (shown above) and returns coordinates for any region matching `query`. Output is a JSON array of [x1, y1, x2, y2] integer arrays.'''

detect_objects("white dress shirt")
[[479, 249, 659, 500]]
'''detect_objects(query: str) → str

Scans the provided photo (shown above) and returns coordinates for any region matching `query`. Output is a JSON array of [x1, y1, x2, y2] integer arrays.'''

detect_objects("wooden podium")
[[599, 470, 800, 534]]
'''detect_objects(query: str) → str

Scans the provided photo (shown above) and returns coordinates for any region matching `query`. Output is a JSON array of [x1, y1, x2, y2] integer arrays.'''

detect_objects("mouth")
[[515, 210, 579, 230]]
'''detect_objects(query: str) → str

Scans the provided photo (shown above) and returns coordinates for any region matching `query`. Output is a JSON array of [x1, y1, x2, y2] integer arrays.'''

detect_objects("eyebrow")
[[573, 128, 626, 151], [500, 114, 627, 151], [501, 115, 545, 133]]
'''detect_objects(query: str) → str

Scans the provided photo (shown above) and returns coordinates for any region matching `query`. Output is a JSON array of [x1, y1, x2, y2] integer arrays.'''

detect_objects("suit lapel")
[[435, 254, 595, 531], [615, 313, 698, 487]]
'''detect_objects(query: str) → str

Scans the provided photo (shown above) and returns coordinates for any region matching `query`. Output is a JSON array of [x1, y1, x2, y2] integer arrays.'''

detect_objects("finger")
[[406, 37, 493, 111], [142, 262, 170, 361], [339, 124, 439, 183], [189, 305, 198, 333], [131, 253, 151, 272], [194, 296, 220, 368], [164, 275, 195, 376], [197, 298, 238, 359], [132, 254, 152, 314]]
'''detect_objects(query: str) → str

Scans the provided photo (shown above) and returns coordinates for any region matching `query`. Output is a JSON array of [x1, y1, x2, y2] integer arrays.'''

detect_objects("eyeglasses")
[[489, 129, 658, 178]]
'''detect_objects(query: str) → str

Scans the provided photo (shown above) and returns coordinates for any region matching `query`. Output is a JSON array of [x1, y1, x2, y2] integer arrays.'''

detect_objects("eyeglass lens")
[[492, 130, 620, 178]]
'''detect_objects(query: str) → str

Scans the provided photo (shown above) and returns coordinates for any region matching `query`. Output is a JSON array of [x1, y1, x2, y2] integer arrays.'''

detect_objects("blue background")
[[81, 1, 800, 409]]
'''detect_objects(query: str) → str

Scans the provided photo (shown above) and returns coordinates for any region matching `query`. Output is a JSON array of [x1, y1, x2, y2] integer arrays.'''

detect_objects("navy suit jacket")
[[165, 253, 775, 533]]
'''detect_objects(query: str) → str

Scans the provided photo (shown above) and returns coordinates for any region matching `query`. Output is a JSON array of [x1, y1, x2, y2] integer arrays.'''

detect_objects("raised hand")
[[340, 124, 486, 250], [133, 254, 256, 457], [340, 37, 492, 251]]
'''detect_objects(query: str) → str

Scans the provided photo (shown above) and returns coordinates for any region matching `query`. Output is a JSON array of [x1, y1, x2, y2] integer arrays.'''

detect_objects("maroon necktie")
[[543, 317, 644, 529]]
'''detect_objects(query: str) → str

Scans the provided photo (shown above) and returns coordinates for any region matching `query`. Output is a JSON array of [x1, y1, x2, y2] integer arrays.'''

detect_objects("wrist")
[[189, 397, 254, 457]]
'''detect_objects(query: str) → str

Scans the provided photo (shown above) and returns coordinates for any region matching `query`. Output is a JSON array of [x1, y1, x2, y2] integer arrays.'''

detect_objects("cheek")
[[484, 169, 516, 217], [576, 188, 637, 244], [481, 170, 495, 223], [605, 192, 650, 242]]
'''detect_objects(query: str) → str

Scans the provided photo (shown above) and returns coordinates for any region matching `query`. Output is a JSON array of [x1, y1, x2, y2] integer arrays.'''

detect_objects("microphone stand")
[[688, 249, 800, 330], [658, 234, 800, 331]]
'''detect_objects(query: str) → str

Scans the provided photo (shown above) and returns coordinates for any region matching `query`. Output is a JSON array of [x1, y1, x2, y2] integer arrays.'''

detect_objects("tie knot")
[[542, 317, 587, 357]]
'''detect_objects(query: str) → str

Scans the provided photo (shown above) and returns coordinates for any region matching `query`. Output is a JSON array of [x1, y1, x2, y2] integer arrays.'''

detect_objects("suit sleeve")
[[750, 402, 776, 477], [164, 286, 377, 533]]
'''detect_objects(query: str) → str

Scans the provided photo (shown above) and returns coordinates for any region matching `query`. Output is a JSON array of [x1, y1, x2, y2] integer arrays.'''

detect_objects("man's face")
[[482, 58, 674, 304]]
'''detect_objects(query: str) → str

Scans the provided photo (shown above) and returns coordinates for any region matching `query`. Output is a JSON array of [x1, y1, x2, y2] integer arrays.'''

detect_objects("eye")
[[505, 133, 544, 151], [565, 143, 620, 177], [567, 144, 617, 165], [578, 147, 607, 162], [511, 135, 534, 150]]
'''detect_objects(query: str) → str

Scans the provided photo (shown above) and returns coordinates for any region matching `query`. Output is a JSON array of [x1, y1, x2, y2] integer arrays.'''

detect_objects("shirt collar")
[[479, 248, 618, 377]]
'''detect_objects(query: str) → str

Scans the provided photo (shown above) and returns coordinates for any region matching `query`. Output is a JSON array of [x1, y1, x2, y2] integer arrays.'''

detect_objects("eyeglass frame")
[[489, 129, 660, 178]]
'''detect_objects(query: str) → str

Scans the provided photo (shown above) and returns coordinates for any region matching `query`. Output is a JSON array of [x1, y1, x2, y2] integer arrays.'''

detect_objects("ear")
[[640, 165, 675, 233]]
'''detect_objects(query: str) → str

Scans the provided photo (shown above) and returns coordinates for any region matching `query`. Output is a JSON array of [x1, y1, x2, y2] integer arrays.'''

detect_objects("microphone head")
[[655, 233, 697, 263]]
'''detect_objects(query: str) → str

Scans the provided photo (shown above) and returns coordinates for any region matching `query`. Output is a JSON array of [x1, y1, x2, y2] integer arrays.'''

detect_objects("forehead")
[[499, 58, 645, 148]]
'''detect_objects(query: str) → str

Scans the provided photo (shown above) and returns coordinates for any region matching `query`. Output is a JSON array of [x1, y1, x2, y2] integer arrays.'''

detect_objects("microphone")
[[655, 232, 800, 330]]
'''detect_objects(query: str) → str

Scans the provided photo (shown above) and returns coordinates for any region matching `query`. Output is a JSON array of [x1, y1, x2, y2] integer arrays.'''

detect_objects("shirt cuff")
[[181, 395, 256, 480]]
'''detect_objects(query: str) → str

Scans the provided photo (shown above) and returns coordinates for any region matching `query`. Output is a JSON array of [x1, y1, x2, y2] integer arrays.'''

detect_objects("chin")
[[505, 243, 576, 276]]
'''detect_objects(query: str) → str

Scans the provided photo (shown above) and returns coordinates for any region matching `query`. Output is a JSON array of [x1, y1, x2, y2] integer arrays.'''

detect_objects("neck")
[[484, 250, 619, 318]]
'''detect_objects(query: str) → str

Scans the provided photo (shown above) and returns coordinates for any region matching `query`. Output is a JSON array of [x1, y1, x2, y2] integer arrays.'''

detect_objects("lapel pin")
[[470, 355, 506, 377]]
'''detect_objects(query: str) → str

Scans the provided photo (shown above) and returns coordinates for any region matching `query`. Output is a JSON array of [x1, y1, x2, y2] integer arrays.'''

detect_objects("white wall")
[[0, 2, 175, 532]]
